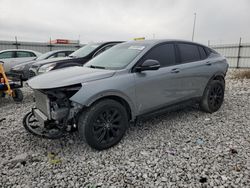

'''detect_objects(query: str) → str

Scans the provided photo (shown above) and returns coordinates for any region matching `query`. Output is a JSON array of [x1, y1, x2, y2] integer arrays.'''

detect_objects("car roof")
[[47, 49, 74, 52], [123, 39, 208, 47], [91, 41, 124, 46], [0, 49, 41, 53]]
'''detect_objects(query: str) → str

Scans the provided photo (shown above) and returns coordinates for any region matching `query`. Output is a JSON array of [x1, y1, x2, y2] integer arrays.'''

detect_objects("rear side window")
[[142, 43, 176, 67], [16, 51, 32, 58], [177, 43, 200, 63], [198, 46, 207, 59], [0, 51, 14, 59]]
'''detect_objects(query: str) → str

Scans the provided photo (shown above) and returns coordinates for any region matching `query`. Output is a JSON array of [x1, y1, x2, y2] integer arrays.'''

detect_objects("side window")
[[16, 51, 31, 58], [141, 43, 176, 67], [178, 43, 200, 63], [29, 52, 36, 57], [56, 52, 67, 57], [0, 51, 14, 59], [198, 46, 207, 59], [48, 54, 57, 59]]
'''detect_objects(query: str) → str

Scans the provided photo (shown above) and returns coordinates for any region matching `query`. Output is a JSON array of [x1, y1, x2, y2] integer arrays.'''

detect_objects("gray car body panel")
[[28, 66, 116, 89], [28, 40, 228, 120]]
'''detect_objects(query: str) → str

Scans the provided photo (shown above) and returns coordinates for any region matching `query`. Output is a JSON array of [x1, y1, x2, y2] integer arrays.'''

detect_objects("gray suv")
[[23, 40, 228, 150]]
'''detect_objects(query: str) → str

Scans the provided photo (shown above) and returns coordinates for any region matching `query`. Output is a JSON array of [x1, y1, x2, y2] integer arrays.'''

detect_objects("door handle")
[[171, 68, 180, 73], [206, 61, 212, 66]]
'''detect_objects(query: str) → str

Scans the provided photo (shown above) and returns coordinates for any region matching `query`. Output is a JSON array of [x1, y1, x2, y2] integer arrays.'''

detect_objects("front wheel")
[[200, 80, 225, 113], [78, 99, 128, 150]]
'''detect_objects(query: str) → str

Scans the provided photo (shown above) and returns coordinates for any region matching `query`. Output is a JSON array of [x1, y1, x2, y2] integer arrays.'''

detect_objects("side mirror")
[[135, 59, 160, 72]]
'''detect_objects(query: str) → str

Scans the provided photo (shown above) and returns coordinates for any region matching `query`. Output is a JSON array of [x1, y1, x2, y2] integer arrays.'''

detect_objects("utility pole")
[[15, 36, 18, 49], [192, 13, 196, 41], [236, 37, 242, 68]]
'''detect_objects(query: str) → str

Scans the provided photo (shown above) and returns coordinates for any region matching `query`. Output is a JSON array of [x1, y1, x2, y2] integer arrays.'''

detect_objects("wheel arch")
[[206, 72, 225, 87], [202, 72, 225, 97], [84, 91, 136, 121], [212, 73, 225, 83]]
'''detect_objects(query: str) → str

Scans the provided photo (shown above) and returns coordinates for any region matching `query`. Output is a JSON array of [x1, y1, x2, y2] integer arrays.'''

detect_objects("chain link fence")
[[0, 40, 83, 53], [210, 38, 250, 68]]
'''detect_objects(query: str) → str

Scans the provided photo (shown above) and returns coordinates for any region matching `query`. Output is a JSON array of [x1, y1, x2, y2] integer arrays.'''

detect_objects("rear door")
[[174, 42, 214, 98], [133, 43, 188, 114]]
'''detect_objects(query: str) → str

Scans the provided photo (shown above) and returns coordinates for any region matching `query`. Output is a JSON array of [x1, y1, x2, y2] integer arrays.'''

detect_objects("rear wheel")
[[78, 99, 128, 150], [200, 80, 225, 113]]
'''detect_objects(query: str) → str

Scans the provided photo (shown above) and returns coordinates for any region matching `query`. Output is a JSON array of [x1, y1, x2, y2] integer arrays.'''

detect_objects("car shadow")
[[20, 103, 209, 156]]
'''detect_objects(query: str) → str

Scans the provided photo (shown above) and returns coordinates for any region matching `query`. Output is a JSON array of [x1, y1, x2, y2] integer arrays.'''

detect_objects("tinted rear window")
[[198, 46, 207, 59], [178, 43, 200, 63]]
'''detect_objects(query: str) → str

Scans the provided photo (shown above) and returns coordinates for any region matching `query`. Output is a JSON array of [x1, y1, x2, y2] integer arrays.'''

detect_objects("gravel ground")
[[0, 70, 250, 188]]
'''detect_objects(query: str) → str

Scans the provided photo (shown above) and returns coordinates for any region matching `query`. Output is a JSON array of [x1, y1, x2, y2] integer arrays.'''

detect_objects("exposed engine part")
[[24, 84, 82, 138]]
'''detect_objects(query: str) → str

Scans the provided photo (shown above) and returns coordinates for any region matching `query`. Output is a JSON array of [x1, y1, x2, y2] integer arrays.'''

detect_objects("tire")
[[23, 111, 64, 139], [200, 80, 225, 113], [78, 99, 128, 150], [12, 89, 23, 102]]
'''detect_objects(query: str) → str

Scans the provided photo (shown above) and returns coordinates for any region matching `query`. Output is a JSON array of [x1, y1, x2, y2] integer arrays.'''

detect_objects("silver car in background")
[[10, 49, 74, 80], [0, 49, 42, 72], [24, 39, 228, 150]]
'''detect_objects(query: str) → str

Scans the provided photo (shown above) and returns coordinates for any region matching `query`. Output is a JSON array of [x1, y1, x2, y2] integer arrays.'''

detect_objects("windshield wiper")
[[89, 65, 106, 69]]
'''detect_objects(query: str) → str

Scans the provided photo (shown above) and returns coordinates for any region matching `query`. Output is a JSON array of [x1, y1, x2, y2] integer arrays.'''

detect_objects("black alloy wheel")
[[200, 80, 225, 113], [208, 82, 224, 110], [92, 108, 123, 144], [78, 99, 128, 150]]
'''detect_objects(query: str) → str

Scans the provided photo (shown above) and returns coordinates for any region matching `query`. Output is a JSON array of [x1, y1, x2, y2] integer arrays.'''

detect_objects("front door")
[[133, 43, 186, 114]]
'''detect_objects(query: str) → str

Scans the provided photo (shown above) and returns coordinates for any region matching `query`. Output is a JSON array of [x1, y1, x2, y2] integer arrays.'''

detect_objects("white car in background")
[[0, 49, 42, 72]]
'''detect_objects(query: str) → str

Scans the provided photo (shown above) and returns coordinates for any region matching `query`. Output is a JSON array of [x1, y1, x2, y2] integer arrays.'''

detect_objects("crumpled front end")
[[24, 84, 83, 138], [34, 84, 82, 125]]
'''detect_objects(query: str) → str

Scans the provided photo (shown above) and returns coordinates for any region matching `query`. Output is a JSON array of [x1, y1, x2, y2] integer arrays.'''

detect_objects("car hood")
[[32, 57, 73, 67], [28, 66, 116, 89]]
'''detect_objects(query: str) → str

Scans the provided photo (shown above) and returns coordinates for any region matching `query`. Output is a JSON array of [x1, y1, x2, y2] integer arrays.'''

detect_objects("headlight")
[[38, 63, 56, 74], [12, 65, 25, 71]]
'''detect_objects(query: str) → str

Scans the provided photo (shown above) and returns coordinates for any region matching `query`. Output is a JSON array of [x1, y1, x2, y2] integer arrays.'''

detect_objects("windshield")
[[36, 51, 55, 60], [84, 43, 145, 70], [69, 43, 101, 58]]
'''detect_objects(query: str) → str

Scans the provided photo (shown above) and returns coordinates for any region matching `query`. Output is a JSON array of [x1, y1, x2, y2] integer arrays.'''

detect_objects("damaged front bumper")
[[29, 84, 83, 133]]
